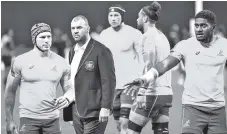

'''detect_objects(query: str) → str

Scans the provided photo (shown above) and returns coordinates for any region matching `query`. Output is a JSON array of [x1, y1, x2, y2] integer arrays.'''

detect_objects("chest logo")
[[28, 64, 34, 69], [217, 50, 224, 56], [51, 65, 57, 72], [195, 51, 200, 55], [85, 61, 94, 71]]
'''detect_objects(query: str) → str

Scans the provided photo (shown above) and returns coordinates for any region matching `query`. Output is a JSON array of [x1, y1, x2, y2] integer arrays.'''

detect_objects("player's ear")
[[143, 16, 148, 23], [212, 24, 216, 30], [87, 26, 90, 33]]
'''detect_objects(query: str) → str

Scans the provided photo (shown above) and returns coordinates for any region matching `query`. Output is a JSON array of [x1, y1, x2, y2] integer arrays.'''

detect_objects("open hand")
[[6, 121, 18, 134], [54, 96, 70, 110]]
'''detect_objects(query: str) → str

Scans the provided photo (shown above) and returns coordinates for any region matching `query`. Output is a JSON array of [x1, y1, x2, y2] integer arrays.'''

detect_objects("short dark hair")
[[142, 1, 161, 22], [71, 15, 90, 27], [195, 10, 217, 25]]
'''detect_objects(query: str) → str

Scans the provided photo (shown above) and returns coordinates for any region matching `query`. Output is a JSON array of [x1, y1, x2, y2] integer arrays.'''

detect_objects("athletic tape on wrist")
[[141, 68, 159, 83]]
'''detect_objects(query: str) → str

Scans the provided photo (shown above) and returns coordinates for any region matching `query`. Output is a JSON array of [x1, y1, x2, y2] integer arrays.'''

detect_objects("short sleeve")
[[11, 57, 22, 78], [170, 40, 187, 61], [62, 62, 71, 81], [133, 30, 143, 46]]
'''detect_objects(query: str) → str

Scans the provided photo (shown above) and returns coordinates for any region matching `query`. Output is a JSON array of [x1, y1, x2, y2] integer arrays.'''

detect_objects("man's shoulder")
[[176, 37, 196, 47], [124, 24, 138, 30], [124, 24, 142, 34], [12, 50, 33, 68], [51, 51, 68, 65], [50, 51, 70, 72], [14, 50, 32, 62], [93, 39, 107, 49], [216, 36, 227, 50], [51, 51, 65, 60], [217, 35, 227, 43], [100, 27, 112, 35], [93, 39, 111, 53]]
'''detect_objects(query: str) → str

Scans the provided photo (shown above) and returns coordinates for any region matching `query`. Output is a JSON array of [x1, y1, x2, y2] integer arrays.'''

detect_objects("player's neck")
[[77, 35, 90, 47], [144, 24, 155, 33], [200, 35, 216, 48], [112, 23, 123, 32], [33, 47, 51, 57]]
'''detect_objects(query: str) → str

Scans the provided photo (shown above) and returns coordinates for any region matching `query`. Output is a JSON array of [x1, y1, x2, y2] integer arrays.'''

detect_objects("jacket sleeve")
[[98, 46, 116, 109], [68, 49, 72, 64]]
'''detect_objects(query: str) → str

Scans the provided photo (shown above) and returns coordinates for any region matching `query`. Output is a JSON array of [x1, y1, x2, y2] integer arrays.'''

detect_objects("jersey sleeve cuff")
[[170, 51, 183, 61]]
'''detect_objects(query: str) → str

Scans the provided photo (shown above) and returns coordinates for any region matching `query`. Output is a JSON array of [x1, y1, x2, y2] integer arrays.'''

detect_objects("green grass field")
[[2, 68, 227, 134]]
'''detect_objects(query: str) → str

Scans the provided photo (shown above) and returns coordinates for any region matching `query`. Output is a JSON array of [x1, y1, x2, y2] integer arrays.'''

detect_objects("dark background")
[[2, 1, 195, 46]]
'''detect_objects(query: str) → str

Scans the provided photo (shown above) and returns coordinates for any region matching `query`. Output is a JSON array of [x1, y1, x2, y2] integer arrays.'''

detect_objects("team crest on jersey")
[[28, 64, 34, 69], [85, 61, 94, 71], [195, 51, 200, 55], [217, 50, 224, 56], [51, 65, 57, 72]]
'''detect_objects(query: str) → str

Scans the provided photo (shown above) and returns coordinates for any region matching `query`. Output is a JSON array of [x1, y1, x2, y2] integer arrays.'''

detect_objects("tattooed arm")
[[55, 63, 75, 109], [4, 58, 21, 134]]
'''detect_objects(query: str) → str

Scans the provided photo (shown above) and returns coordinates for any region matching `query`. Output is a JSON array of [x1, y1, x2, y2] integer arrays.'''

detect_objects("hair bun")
[[150, 1, 161, 12]]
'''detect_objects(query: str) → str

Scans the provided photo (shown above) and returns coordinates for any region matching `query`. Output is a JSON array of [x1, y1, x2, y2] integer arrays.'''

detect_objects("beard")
[[137, 23, 144, 33], [196, 32, 213, 43], [74, 35, 87, 44]]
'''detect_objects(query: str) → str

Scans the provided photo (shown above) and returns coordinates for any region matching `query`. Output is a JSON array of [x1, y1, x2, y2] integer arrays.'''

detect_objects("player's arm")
[[141, 40, 186, 83], [4, 58, 21, 122], [98, 46, 116, 122], [141, 55, 181, 82], [132, 30, 143, 61], [98, 46, 116, 109], [4, 70, 21, 123], [4, 58, 21, 134], [144, 36, 156, 71], [125, 41, 185, 86], [59, 65, 75, 104], [55, 64, 74, 110]]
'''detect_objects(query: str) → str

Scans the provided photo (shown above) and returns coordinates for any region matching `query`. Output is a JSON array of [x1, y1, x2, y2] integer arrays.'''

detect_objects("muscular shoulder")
[[170, 37, 196, 58], [51, 51, 65, 61], [215, 36, 227, 56], [94, 40, 110, 50], [93, 40, 112, 55], [175, 37, 196, 49], [124, 24, 142, 35], [13, 50, 33, 65], [217, 36, 227, 46], [10, 50, 33, 77], [100, 27, 112, 36], [51, 51, 69, 69]]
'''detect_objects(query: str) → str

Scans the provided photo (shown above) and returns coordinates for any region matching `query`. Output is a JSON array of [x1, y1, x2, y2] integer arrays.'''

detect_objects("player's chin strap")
[[140, 68, 159, 85], [35, 43, 45, 52]]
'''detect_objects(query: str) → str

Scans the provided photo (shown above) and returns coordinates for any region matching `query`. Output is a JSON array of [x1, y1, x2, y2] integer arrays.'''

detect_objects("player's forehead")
[[138, 9, 144, 16], [37, 32, 51, 37], [108, 11, 120, 16], [195, 18, 210, 25], [71, 19, 87, 28]]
